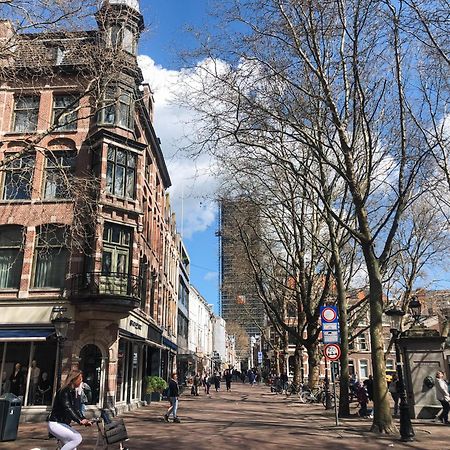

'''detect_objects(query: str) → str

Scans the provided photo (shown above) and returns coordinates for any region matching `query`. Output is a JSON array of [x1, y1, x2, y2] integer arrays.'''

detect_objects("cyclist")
[[47, 369, 91, 449]]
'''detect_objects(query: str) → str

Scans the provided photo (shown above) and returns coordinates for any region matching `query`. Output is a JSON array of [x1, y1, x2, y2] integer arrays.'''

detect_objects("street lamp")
[[51, 315, 71, 391], [385, 306, 415, 442], [408, 297, 422, 324]]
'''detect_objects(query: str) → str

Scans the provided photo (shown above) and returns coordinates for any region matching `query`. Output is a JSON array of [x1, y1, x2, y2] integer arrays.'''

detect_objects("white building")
[[188, 285, 214, 374]]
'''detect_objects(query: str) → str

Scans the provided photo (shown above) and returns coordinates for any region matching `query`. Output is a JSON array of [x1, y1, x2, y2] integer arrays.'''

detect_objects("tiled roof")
[[11, 31, 100, 69]]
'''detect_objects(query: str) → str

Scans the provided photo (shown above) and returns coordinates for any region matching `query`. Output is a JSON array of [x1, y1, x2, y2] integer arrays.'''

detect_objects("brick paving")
[[4, 382, 449, 450]]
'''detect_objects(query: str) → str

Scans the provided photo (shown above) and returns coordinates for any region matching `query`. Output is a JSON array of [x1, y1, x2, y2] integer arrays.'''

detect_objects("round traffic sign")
[[324, 343, 341, 361], [321, 307, 337, 323]]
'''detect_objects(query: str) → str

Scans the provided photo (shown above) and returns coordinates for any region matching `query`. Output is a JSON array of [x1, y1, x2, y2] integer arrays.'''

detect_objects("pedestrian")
[[280, 372, 288, 392], [193, 373, 200, 396], [435, 370, 450, 424], [364, 375, 374, 402], [388, 373, 400, 416], [225, 369, 232, 392], [164, 372, 181, 423], [248, 369, 255, 386], [9, 363, 24, 397], [75, 380, 92, 416], [356, 382, 369, 417], [205, 373, 211, 395], [241, 371, 246, 383], [214, 372, 221, 392]]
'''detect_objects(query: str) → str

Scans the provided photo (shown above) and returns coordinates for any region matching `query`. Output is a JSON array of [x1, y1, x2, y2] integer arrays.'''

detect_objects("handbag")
[[104, 418, 128, 444]]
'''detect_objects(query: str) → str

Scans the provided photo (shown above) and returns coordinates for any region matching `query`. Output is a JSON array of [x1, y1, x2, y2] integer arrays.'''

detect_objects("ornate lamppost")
[[385, 304, 415, 442], [51, 314, 71, 391]]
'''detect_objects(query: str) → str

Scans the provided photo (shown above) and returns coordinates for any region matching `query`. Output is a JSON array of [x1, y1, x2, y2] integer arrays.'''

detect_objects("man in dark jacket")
[[164, 373, 180, 423]]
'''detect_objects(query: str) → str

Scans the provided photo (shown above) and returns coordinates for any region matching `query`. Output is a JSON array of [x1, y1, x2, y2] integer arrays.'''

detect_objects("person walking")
[[205, 373, 211, 395], [225, 369, 232, 392], [364, 375, 374, 402], [435, 370, 450, 424], [214, 372, 221, 392], [164, 372, 181, 423], [356, 382, 369, 417], [193, 373, 200, 396], [47, 369, 91, 450], [388, 373, 400, 416]]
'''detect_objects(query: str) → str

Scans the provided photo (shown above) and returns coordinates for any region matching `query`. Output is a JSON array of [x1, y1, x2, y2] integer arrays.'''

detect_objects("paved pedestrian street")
[[8, 383, 448, 450]]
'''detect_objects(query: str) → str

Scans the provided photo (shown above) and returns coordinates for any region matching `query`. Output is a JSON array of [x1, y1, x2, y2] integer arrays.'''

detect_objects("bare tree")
[[180, 0, 449, 433]]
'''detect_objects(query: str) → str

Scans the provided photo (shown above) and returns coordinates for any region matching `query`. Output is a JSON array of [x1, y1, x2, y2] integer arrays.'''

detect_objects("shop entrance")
[[79, 344, 102, 405]]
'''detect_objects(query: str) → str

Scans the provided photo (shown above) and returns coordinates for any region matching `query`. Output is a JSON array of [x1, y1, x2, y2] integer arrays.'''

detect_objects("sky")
[[136, 1, 221, 312]]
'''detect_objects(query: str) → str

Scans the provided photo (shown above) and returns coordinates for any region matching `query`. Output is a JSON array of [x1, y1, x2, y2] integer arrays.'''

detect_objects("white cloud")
[[204, 271, 218, 281], [138, 55, 219, 239]]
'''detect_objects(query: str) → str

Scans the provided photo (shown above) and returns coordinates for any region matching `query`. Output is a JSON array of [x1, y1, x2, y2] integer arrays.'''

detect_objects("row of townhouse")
[[0, 0, 190, 421]]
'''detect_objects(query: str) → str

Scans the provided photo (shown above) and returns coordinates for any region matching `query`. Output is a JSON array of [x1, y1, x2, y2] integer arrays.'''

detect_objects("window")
[[13, 96, 39, 133], [32, 225, 68, 289], [52, 95, 79, 131], [106, 146, 136, 199], [2, 153, 35, 200], [0, 226, 24, 289], [348, 360, 355, 376], [359, 360, 369, 379], [98, 85, 134, 129], [102, 222, 132, 275], [110, 25, 136, 55], [356, 333, 369, 351], [386, 359, 395, 371], [44, 151, 76, 199], [0, 340, 56, 406]]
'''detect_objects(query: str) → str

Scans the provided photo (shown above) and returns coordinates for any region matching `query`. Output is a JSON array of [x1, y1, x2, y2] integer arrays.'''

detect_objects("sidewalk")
[[6, 383, 448, 449]]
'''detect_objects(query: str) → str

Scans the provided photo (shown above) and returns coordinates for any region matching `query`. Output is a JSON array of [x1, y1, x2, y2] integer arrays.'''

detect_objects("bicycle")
[[53, 416, 129, 449]]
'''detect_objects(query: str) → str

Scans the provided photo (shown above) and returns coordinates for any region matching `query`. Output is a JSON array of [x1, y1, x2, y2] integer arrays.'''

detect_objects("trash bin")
[[0, 393, 22, 441]]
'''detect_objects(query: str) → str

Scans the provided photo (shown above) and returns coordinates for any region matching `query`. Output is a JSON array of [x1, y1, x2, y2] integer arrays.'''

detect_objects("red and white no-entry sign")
[[324, 343, 341, 361], [321, 306, 337, 323]]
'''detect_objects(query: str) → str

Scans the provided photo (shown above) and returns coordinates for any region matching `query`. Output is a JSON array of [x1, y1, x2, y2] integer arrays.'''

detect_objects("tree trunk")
[[364, 247, 396, 433], [307, 343, 320, 388], [292, 344, 302, 385]]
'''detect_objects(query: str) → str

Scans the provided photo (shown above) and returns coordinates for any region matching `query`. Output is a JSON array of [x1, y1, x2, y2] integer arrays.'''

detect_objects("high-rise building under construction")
[[218, 198, 265, 337]]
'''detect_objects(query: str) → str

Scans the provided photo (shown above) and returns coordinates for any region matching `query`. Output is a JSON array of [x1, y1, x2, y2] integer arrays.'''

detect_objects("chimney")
[[0, 20, 16, 65]]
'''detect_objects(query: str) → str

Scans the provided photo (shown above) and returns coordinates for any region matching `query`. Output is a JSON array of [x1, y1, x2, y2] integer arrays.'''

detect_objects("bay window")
[[106, 146, 136, 199]]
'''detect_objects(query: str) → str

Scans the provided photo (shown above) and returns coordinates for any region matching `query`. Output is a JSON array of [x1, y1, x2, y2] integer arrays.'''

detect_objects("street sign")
[[324, 343, 341, 361], [323, 330, 340, 344], [257, 351, 263, 363], [321, 306, 338, 323], [320, 306, 340, 344]]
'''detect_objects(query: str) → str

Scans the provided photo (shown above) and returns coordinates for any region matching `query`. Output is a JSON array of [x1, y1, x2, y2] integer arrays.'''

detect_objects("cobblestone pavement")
[[5, 382, 448, 450]]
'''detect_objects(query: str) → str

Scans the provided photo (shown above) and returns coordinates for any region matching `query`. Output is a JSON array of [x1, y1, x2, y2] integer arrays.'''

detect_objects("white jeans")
[[48, 421, 82, 450]]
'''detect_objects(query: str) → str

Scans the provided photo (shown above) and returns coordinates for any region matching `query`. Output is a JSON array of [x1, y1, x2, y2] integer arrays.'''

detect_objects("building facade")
[[0, 0, 179, 419]]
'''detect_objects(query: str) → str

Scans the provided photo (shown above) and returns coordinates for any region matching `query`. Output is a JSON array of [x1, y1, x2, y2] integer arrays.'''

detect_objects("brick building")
[[0, 0, 179, 419]]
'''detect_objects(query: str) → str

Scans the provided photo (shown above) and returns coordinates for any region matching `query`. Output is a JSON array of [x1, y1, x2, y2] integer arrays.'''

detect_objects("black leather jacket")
[[48, 386, 85, 425]]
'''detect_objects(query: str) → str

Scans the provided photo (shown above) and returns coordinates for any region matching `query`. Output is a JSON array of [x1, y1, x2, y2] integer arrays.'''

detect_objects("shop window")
[[44, 151, 76, 199], [0, 341, 56, 406], [32, 224, 69, 289], [98, 85, 134, 130], [116, 339, 126, 403], [0, 225, 24, 289], [52, 94, 79, 131], [12, 95, 39, 133], [106, 146, 136, 199], [2, 153, 35, 200], [359, 359, 369, 379], [79, 344, 102, 405]]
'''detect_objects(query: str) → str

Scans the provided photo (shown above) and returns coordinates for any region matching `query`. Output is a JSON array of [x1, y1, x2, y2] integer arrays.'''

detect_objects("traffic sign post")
[[320, 306, 341, 422]]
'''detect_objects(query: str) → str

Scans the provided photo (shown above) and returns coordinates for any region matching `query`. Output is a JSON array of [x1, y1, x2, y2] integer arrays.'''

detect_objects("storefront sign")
[[119, 316, 148, 339]]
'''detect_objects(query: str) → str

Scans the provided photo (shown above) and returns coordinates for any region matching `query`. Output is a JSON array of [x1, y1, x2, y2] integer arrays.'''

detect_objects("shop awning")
[[0, 328, 55, 342], [119, 329, 146, 342]]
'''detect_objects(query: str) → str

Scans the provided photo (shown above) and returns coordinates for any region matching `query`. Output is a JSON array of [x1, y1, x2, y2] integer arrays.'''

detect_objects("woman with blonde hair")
[[47, 369, 91, 449]]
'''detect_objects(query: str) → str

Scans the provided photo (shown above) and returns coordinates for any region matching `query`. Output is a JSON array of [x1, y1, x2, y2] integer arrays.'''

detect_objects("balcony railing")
[[69, 271, 142, 300]]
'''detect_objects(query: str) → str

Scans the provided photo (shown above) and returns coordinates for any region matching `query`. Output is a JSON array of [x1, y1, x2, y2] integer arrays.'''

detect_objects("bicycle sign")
[[323, 343, 341, 361]]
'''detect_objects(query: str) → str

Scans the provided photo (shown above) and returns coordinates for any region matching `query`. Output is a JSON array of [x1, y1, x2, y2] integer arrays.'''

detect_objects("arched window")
[[32, 225, 69, 288], [0, 225, 24, 289]]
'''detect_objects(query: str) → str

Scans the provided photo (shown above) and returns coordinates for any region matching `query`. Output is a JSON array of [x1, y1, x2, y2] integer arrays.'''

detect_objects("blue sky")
[[137, 1, 221, 312]]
